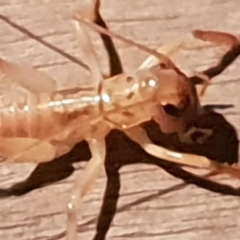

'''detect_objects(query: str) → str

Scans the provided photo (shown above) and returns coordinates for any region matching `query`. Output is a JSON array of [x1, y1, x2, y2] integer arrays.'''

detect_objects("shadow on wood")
[[0, 109, 239, 239], [0, 4, 240, 239]]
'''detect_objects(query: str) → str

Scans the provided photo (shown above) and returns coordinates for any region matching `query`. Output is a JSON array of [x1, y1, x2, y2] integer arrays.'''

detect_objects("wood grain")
[[0, 1, 240, 240]]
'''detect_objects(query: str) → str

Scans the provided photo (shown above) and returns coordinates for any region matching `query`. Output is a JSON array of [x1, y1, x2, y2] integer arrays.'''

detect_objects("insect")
[[0, 1, 240, 239]]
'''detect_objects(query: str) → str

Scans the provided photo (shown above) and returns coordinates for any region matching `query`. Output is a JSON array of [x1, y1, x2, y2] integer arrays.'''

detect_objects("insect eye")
[[163, 104, 183, 118]]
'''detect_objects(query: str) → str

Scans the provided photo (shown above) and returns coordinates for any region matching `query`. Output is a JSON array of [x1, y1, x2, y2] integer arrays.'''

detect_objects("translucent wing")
[[72, 0, 104, 89], [72, 20, 103, 89], [0, 60, 64, 163], [0, 58, 57, 93], [0, 7, 102, 92], [0, 1, 105, 164], [0, 138, 58, 163]]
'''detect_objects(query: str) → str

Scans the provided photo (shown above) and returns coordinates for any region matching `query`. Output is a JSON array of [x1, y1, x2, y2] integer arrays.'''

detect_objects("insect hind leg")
[[125, 126, 240, 179], [66, 138, 106, 240]]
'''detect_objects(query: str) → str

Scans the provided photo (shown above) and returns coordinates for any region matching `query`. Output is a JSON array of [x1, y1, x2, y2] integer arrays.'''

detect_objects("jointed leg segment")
[[139, 29, 240, 85], [66, 138, 106, 240], [189, 31, 240, 85], [125, 127, 240, 178], [68, 6, 240, 240], [125, 127, 214, 168]]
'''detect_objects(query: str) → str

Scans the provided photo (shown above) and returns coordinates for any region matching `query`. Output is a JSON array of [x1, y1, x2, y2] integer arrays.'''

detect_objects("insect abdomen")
[[0, 89, 100, 139]]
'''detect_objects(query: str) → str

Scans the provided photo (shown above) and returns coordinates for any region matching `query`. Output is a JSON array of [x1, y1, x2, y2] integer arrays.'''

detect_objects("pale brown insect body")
[[0, 54, 194, 165], [1, 1, 240, 240]]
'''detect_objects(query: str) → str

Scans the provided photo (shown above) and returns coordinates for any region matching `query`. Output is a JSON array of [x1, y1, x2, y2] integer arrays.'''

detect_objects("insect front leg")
[[124, 127, 212, 168], [66, 137, 106, 240], [138, 35, 190, 70], [124, 126, 240, 178], [189, 30, 240, 89]]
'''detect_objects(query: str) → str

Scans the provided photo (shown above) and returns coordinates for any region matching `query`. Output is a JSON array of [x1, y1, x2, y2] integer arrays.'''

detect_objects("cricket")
[[0, 0, 240, 239]]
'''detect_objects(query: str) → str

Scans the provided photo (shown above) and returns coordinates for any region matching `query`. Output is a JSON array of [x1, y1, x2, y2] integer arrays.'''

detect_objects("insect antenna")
[[74, 13, 177, 70], [0, 14, 90, 71]]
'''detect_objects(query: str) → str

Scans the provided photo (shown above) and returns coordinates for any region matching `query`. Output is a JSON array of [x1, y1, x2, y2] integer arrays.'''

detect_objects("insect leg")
[[193, 30, 239, 46], [138, 36, 190, 70], [190, 30, 240, 93], [124, 126, 240, 178], [66, 138, 106, 240], [72, 19, 103, 89], [74, 15, 177, 69], [72, 2, 104, 89], [192, 44, 240, 96], [138, 30, 226, 70], [140, 30, 240, 82]]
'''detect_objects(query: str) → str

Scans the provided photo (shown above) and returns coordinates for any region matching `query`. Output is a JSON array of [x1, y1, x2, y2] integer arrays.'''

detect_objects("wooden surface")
[[0, 1, 240, 240]]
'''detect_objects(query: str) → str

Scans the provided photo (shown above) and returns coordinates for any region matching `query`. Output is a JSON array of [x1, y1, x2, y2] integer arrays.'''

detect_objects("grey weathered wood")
[[0, 0, 240, 240]]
